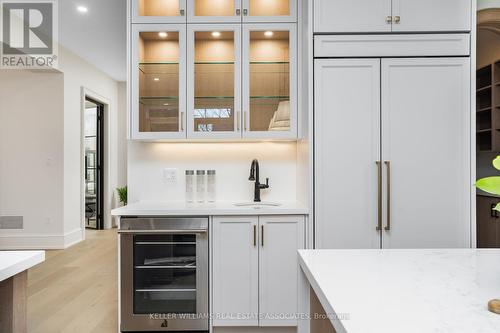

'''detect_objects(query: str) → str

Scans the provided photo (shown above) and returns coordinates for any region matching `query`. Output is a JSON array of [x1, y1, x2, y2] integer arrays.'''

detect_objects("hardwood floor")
[[27, 228, 118, 333]]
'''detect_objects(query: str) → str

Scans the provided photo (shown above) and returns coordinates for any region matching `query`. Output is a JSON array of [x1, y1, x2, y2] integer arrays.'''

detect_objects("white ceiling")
[[59, 0, 127, 81]]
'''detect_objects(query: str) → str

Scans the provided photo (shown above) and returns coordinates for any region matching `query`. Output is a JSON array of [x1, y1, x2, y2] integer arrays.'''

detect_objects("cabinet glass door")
[[187, 0, 242, 22], [133, 234, 197, 314], [187, 25, 241, 139], [131, 24, 186, 139], [242, 24, 296, 139], [132, 0, 187, 23], [242, 0, 296, 22]]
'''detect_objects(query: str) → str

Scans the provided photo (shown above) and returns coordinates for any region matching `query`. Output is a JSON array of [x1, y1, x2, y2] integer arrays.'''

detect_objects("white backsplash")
[[128, 141, 298, 203]]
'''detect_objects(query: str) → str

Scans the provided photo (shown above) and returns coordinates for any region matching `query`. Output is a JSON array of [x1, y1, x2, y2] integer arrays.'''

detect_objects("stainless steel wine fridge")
[[119, 217, 209, 332]]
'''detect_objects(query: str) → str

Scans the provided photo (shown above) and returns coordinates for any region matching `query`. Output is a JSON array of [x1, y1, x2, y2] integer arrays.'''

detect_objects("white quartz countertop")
[[111, 201, 308, 216], [0, 251, 45, 282], [298, 249, 500, 333]]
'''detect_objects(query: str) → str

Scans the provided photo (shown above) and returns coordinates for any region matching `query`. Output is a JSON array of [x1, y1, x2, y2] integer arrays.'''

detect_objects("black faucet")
[[248, 159, 269, 202]]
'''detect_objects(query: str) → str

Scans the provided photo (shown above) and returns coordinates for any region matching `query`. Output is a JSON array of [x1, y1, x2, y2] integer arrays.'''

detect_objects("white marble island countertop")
[[298, 249, 500, 333], [0, 251, 45, 281], [112, 201, 308, 216]]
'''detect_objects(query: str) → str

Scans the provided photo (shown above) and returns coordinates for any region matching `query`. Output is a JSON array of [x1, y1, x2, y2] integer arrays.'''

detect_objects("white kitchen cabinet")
[[391, 0, 471, 32], [314, 57, 471, 249], [380, 57, 470, 248], [242, 24, 297, 139], [131, 0, 187, 23], [259, 216, 305, 326], [242, 0, 297, 23], [186, 0, 296, 23], [212, 215, 305, 327], [129, 22, 299, 141], [314, 0, 392, 33], [186, 24, 242, 139], [314, 59, 381, 249], [187, 0, 242, 23], [314, 0, 471, 33], [212, 216, 259, 326], [130, 24, 187, 140]]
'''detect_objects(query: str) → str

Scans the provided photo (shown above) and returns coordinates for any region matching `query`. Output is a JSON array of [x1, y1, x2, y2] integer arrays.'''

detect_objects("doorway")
[[476, 7, 500, 248], [84, 98, 105, 230]]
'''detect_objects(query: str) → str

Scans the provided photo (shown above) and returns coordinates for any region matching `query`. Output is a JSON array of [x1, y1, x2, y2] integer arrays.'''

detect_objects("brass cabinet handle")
[[180, 9, 185, 16], [180, 112, 184, 131], [394, 15, 401, 23], [243, 8, 248, 16], [244, 111, 248, 131], [236, 9, 241, 16], [376, 161, 382, 231], [253, 225, 256, 246], [386, 16, 392, 24], [261, 225, 264, 246], [384, 161, 391, 231], [236, 111, 240, 131]]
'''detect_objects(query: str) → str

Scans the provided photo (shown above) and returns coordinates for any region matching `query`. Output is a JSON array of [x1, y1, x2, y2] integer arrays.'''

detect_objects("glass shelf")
[[195, 96, 234, 99], [195, 61, 235, 65], [250, 96, 289, 99], [250, 61, 289, 64], [140, 97, 179, 106], [139, 63, 179, 74]]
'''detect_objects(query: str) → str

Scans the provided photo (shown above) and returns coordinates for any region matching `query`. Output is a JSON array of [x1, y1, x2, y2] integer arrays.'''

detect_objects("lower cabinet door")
[[258, 215, 305, 326], [212, 216, 259, 326]]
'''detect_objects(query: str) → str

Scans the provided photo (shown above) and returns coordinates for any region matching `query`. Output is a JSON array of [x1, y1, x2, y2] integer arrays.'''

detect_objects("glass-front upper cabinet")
[[242, 0, 296, 22], [131, 0, 187, 23], [242, 24, 297, 139], [131, 24, 186, 139], [187, 25, 241, 139], [187, 0, 242, 23]]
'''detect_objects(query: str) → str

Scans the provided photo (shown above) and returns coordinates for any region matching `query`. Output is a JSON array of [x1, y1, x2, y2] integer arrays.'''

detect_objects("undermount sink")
[[233, 202, 282, 208]]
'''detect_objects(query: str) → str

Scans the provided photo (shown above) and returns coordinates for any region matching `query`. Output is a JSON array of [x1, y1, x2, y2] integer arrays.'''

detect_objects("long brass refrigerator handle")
[[253, 225, 256, 246], [384, 161, 391, 231], [261, 225, 264, 247], [376, 161, 382, 231]]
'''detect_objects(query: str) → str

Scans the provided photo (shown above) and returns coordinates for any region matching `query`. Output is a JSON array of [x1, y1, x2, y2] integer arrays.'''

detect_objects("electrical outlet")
[[163, 168, 178, 184]]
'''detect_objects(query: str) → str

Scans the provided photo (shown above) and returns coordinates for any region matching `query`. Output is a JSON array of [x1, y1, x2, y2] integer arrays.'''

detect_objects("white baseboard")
[[63, 228, 84, 248], [0, 228, 83, 250]]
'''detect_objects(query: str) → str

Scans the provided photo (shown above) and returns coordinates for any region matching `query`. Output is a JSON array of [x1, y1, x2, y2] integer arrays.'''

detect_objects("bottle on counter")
[[196, 170, 206, 203], [207, 170, 216, 202], [185, 170, 195, 203]]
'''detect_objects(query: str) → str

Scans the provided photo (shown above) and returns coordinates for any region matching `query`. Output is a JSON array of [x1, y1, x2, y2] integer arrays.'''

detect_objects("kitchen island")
[[298, 249, 500, 333], [0, 251, 45, 333]]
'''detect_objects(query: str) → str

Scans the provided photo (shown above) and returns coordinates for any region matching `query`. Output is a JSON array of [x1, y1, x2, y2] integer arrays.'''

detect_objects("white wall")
[[0, 47, 127, 249], [128, 142, 298, 203], [478, 0, 500, 10], [59, 47, 124, 239], [117, 82, 128, 189], [0, 70, 65, 248]]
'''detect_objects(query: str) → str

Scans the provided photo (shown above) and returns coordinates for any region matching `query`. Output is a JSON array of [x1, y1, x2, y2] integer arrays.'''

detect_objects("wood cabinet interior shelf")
[[476, 62, 500, 152]]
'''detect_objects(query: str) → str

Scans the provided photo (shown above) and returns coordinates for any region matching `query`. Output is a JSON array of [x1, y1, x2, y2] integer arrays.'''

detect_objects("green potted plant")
[[475, 156, 500, 315], [116, 186, 128, 206]]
